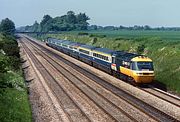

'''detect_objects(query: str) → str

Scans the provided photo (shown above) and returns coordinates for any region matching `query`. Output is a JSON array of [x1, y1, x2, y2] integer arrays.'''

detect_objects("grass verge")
[[0, 71, 32, 122], [0, 33, 32, 122]]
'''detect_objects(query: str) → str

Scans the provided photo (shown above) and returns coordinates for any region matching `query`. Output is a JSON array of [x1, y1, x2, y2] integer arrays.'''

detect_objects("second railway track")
[[141, 85, 180, 108]]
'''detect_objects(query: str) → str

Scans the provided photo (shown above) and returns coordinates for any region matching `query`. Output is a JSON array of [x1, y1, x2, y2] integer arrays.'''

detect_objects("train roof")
[[79, 44, 96, 50], [48, 37, 56, 40], [69, 42, 83, 47], [48, 37, 59, 41], [48, 38, 144, 61], [48, 38, 65, 43], [93, 47, 115, 55], [114, 51, 141, 61], [58, 40, 66, 43], [61, 40, 74, 45]]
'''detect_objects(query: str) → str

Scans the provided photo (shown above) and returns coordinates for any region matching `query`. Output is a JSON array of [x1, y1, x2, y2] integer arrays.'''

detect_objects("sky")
[[1, 0, 180, 27]]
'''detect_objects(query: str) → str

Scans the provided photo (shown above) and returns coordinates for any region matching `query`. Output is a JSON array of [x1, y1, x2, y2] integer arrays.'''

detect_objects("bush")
[[78, 32, 89, 36], [115, 37, 125, 40], [8, 56, 20, 70], [89, 34, 106, 38], [90, 38, 97, 44], [137, 44, 145, 54], [0, 34, 20, 71], [0, 54, 9, 73]]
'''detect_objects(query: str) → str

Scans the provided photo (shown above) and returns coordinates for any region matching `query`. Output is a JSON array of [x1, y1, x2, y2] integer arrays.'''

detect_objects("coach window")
[[79, 49, 83, 53], [106, 57, 108, 61], [103, 56, 106, 60], [62, 44, 67, 47], [101, 55, 103, 59], [85, 50, 90, 55], [102, 55, 104, 60], [80, 49, 89, 55]]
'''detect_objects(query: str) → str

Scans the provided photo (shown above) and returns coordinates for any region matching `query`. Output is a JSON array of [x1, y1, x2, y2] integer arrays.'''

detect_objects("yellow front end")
[[120, 56, 155, 84], [132, 56, 154, 83], [132, 71, 154, 83]]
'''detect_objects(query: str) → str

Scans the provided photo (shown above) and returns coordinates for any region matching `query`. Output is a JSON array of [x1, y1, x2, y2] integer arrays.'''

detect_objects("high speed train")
[[46, 38, 154, 84]]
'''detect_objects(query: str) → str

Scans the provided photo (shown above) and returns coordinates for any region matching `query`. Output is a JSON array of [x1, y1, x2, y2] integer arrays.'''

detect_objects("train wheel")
[[112, 71, 117, 77], [89, 61, 93, 66], [119, 73, 127, 81]]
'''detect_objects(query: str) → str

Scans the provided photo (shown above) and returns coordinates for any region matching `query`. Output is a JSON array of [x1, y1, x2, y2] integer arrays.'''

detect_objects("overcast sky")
[[1, 0, 180, 27]]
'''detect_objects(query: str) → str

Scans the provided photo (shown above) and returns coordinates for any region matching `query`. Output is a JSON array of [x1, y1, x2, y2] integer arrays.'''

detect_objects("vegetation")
[[0, 18, 32, 122], [88, 25, 180, 31], [31, 30, 180, 94], [0, 18, 15, 35], [18, 11, 90, 32]]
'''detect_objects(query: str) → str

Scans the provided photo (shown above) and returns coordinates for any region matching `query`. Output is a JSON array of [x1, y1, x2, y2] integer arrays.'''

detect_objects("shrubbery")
[[137, 44, 146, 54], [0, 34, 20, 71], [89, 34, 106, 38], [0, 54, 9, 73], [0, 18, 31, 122], [78, 32, 89, 36], [0, 34, 21, 88]]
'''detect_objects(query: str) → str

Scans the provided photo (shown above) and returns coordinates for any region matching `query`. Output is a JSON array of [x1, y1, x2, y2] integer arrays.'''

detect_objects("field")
[[33, 30, 180, 94], [63, 30, 180, 41]]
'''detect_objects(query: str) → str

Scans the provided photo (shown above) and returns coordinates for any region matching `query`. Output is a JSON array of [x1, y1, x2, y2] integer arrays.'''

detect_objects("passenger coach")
[[46, 37, 155, 84]]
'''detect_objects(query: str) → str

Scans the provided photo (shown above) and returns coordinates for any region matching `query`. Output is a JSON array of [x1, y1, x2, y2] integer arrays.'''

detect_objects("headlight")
[[137, 73, 143, 75], [136, 73, 154, 76]]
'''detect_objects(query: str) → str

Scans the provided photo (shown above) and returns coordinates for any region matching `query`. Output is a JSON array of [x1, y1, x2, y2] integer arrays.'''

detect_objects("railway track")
[[141, 86, 180, 108], [20, 39, 92, 122], [19, 40, 70, 122], [22, 35, 180, 122]]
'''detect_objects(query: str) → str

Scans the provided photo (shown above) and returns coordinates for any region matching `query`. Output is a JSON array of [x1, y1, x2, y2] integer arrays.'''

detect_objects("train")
[[46, 37, 155, 84]]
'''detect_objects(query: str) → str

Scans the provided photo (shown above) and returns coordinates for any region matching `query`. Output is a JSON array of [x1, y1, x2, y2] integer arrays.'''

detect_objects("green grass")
[[0, 71, 32, 122], [31, 30, 180, 94], [61, 30, 180, 41], [0, 89, 31, 122]]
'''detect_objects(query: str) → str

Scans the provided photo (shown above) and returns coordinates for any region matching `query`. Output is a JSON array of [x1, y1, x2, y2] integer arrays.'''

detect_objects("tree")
[[31, 21, 40, 32], [40, 15, 52, 26], [76, 13, 90, 30], [66, 11, 77, 24], [144, 25, 151, 30], [40, 15, 53, 32], [20, 11, 90, 32], [119, 25, 125, 29], [88, 25, 97, 30], [0, 18, 15, 35]]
